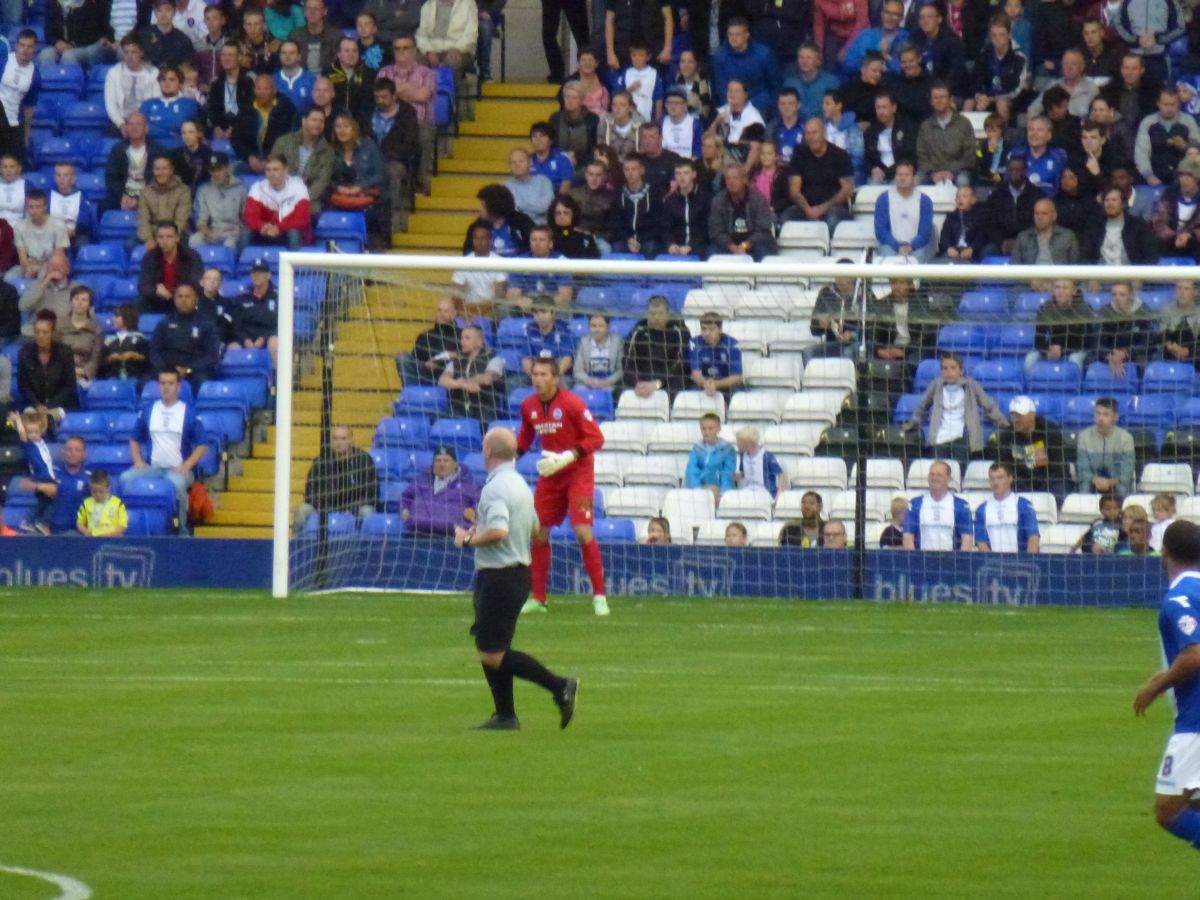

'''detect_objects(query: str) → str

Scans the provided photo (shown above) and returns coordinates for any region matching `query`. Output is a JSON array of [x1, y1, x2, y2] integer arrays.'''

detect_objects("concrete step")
[[209, 509, 277, 527], [428, 174, 496, 198], [482, 82, 559, 99], [218, 491, 300, 512], [392, 232, 468, 251], [228, 475, 307, 494], [408, 211, 476, 236], [243, 458, 313, 480], [459, 106, 557, 138], [437, 157, 509, 175], [415, 194, 482, 212]]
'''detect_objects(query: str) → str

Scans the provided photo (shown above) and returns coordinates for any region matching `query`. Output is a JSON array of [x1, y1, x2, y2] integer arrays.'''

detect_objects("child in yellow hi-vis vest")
[[77, 471, 128, 537]]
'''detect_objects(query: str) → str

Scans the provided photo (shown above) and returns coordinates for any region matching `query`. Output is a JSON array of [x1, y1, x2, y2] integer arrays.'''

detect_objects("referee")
[[455, 427, 578, 731]]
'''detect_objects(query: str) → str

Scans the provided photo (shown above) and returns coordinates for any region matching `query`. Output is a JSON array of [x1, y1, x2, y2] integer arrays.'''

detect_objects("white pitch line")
[[0, 864, 91, 899]]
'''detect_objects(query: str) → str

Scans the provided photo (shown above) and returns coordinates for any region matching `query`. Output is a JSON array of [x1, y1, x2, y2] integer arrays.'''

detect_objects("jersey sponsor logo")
[[1181, 615, 1197, 636], [553, 408, 563, 420], [1171, 595, 1193, 607]]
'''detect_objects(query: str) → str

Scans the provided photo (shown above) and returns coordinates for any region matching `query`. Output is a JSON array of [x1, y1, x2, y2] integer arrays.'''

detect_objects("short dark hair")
[[476, 183, 516, 220], [699, 312, 723, 327], [15, 28, 36, 43], [1163, 520, 1200, 565], [530, 357, 559, 376], [24, 187, 47, 204], [529, 122, 552, 140], [372, 78, 395, 93], [114, 304, 139, 330], [89, 469, 109, 487], [862, 50, 886, 67], [158, 368, 181, 382], [1042, 85, 1071, 110], [120, 33, 143, 49], [155, 221, 179, 234], [988, 461, 1013, 477], [727, 16, 750, 30], [1095, 397, 1119, 413], [778, 87, 800, 101]]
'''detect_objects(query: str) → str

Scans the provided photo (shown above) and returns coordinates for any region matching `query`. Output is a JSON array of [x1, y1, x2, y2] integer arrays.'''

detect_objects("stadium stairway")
[[393, 82, 559, 254], [195, 284, 417, 539]]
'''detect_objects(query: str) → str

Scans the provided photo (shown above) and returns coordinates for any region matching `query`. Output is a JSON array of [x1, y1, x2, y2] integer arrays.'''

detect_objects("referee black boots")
[[472, 714, 520, 731], [557, 678, 579, 730]]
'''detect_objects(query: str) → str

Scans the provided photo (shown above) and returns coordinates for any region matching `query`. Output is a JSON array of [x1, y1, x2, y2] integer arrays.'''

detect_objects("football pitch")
[[0, 591, 1187, 899]]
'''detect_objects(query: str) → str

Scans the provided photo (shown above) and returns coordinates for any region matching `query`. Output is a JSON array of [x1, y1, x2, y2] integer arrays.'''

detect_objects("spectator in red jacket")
[[243, 154, 313, 248]]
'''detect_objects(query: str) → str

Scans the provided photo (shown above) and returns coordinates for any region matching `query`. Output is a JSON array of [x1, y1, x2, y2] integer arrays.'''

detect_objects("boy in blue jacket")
[[8, 410, 57, 535], [686, 412, 736, 502]]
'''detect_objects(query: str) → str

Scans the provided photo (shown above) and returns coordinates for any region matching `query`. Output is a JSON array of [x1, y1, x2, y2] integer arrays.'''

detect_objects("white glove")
[[536, 450, 576, 477]]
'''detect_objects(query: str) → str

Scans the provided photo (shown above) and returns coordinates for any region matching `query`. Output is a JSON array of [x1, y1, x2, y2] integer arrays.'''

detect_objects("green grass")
[[0, 591, 1188, 899]]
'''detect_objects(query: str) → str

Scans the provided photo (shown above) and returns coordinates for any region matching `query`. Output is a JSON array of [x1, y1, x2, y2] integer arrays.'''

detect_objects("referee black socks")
[[504, 650, 567, 696], [482, 663, 516, 718]]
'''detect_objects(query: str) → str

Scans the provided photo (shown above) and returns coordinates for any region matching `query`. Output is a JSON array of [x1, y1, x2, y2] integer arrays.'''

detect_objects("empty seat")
[[671, 391, 725, 421], [714, 487, 773, 519], [314, 211, 367, 244], [958, 291, 1009, 319], [616, 389, 670, 420], [781, 389, 847, 425], [374, 416, 431, 448], [971, 359, 1024, 394], [572, 387, 615, 421], [593, 453, 624, 485], [1140, 462, 1194, 495], [993, 324, 1036, 355], [1143, 361, 1196, 394], [727, 390, 788, 423], [1060, 493, 1101, 523], [1083, 361, 1138, 395], [662, 487, 716, 523], [302, 510, 358, 538], [962, 460, 994, 490], [1027, 360, 1082, 392], [428, 418, 483, 453], [831, 220, 876, 250], [681, 289, 734, 319], [599, 420, 654, 452], [734, 290, 789, 318], [744, 357, 801, 390], [393, 386, 449, 417], [763, 423, 821, 455], [777, 220, 830, 250], [647, 421, 700, 452], [857, 458, 905, 491], [803, 357, 855, 391], [1019, 491, 1059, 524], [58, 410, 110, 443], [361, 512, 404, 539], [75, 242, 126, 275], [593, 518, 637, 542], [829, 488, 894, 522], [938, 324, 986, 353], [605, 486, 667, 518], [1040, 523, 1088, 553], [622, 456, 681, 486], [789, 456, 849, 489]]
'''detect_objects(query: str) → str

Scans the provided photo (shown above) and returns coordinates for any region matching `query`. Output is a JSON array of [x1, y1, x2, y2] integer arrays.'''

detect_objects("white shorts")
[[1156, 732, 1200, 796]]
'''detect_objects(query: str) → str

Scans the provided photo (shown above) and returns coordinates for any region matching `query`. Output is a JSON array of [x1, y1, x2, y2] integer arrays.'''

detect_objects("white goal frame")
[[272, 252, 1183, 598]]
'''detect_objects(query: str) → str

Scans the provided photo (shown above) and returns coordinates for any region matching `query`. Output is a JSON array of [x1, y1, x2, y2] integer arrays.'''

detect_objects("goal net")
[[274, 252, 1197, 607]]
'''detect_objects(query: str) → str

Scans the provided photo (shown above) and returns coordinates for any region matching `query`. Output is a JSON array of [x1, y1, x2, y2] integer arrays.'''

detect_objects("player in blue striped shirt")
[[1135, 520, 1200, 852], [903, 461, 973, 551]]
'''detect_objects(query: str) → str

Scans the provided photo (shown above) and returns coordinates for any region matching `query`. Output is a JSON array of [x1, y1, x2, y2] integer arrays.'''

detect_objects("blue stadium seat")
[[38, 63, 85, 97], [393, 448, 434, 479], [500, 348, 526, 376], [1026, 394, 1063, 422], [1125, 394, 1177, 428], [368, 448, 404, 481], [195, 409, 245, 445], [914, 358, 941, 392], [970, 359, 1023, 393], [302, 510, 357, 538], [1141, 289, 1175, 312], [549, 521, 574, 541], [89, 136, 118, 169], [85, 64, 111, 97], [633, 283, 694, 313], [61, 99, 108, 132], [126, 242, 147, 274], [1013, 292, 1049, 320], [893, 393, 921, 424], [496, 316, 532, 350], [361, 512, 404, 539], [610, 317, 637, 339], [1180, 398, 1200, 428], [219, 276, 251, 299], [1143, 360, 1196, 394], [220, 376, 268, 411], [462, 450, 487, 482], [379, 481, 406, 512], [957, 291, 1009, 320], [374, 416, 431, 448], [75, 242, 126, 276], [87, 442, 134, 474], [219, 347, 273, 398], [1027, 360, 1082, 392], [138, 313, 164, 334], [993, 324, 1036, 354], [937, 324, 986, 353], [1083, 291, 1109, 312], [314, 211, 367, 245], [123, 508, 152, 536], [434, 66, 454, 128], [567, 317, 589, 341], [96, 311, 115, 334], [1059, 394, 1105, 426], [593, 518, 637, 542], [108, 411, 140, 441], [82, 276, 114, 306], [58, 411, 111, 443], [1160, 257, 1196, 267], [196, 244, 236, 277], [85, 379, 137, 411], [24, 169, 52, 191], [1083, 361, 1138, 395], [488, 418, 521, 435], [428, 418, 483, 453], [506, 386, 534, 417], [393, 385, 449, 417], [515, 451, 540, 484], [31, 94, 66, 133], [103, 277, 139, 307], [98, 209, 137, 242], [572, 387, 615, 420], [237, 245, 282, 276], [36, 136, 85, 166], [575, 286, 623, 312], [6, 474, 35, 506], [196, 380, 250, 418]]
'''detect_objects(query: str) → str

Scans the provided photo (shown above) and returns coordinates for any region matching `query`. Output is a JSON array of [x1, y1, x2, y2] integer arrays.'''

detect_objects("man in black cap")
[[399, 444, 480, 536], [192, 152, 248, 250], [228, 259, 279, 369]]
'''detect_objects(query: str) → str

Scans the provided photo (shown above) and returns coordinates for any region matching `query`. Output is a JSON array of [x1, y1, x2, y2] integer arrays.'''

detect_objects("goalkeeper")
[[517, 357, 609, 616]]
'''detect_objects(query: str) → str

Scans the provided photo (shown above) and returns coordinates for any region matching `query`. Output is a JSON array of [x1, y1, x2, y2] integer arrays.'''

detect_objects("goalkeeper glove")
[[536, 450, 576, 477]]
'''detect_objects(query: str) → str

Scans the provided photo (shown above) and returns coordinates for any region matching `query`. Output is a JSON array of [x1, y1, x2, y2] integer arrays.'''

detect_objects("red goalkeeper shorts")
[[534, 467, 595, 528]]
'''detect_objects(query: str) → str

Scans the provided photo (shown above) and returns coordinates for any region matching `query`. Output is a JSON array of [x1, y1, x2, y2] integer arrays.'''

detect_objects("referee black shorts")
[[470, 564, 532, 652]]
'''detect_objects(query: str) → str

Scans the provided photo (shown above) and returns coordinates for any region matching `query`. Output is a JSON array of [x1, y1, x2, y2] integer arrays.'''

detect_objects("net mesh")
[[279, 254, 1198, 605]]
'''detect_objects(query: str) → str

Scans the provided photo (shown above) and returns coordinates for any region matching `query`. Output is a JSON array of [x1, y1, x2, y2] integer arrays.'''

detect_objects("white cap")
[[1009, 395, 1037, 416]]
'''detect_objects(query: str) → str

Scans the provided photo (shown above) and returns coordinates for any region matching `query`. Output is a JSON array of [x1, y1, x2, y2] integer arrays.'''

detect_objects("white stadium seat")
[[681, 289, 734, 319], [749, 521, 785, 546], [593, 453, 624, 486], [744, 357, 802, 390], [1060, 493, 1101, 523], [852, 184, 887, 220], [788, 456, 849, 489], [662, 488, 716, 523], [781, 390, 848, 426], [695, 520, 734, 545], [605, 486, 668, 518], [863, 521, 889, 547], [727, 390, 789, 423], [734, 290, 790, 318], [658, 517, 697, 545], [1180, 496, 1200, 523], [850, 458, 905, 492], [703, 254, 759, 284], [647, 421, 700, 452], [917, 183, 956, 213], [803, 358, 856, 392], [1040, 523, 1088, 553], [1020, 492, 1059, 525], [616, 389, 670, 421], [1140, 463, 1195, 496], [963, 110, 989, 139], [724, 319, 773, 354], [622, 456, 682, 487], [672, 391, 725, 421], [600, 420, 654, 452], [777, 220, 830, 252], [764, 423, 823, 455], [831, 220, 877, 251], [715, 487, 774, 520], [830, 488, 893, 522], [756, 284, 819, 319], [766, 322, 821, 352], [1122, 493, 1154, 512], [773, 489, 808, 519], [906, 459, 961, 491], [962, 461, 994, 491]]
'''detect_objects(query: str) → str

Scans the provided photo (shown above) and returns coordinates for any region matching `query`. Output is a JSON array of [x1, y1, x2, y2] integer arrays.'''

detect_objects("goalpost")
[[272, 251, 1196, 603]]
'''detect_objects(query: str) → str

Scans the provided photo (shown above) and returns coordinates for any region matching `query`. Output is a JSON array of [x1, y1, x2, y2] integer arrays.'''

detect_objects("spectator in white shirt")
[[0, 31, 38, 162], [0, 153, 26, 225], [50, 163, 96, 248], [105, 34, 163, 135], [732, 425, 788, 498], [11, 190, 70, 280], [451, 221, 507, 312]]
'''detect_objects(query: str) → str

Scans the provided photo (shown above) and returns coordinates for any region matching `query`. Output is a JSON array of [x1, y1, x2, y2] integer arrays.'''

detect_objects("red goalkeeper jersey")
[[518, 389, 605, 463]]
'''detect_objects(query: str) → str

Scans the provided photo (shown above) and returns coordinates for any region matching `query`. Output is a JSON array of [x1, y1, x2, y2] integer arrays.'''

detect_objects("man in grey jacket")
[[1114, 0, 1185, 84], [270, 107, 335, 217], [18, 251, 72, 337], [904, 352, 1009, 470], [1076, 397, 1136, 498], [708, 163, 777, 260], [191, 153, 247, 249], [1011, 198, 1080, 267], [916, 81, 977, 185]]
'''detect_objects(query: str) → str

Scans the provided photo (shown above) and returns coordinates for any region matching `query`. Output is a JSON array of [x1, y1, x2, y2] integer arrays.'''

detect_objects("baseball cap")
[[250, 258, 270, 273], [432, 444, 457, 461], [1009, 396, 1037, 416], [208, 151, 230, 170], [664, 86, 688, 101]]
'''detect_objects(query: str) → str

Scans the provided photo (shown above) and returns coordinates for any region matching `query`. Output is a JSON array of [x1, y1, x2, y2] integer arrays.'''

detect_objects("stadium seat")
[[35, 135, 85, 167], [374, 416, 431, 448], [1059, 394, 1104, 426], [937, 324, 986, 354], [715, 487, 773, 519], [727, 390, 787, 423], [1013, 292, 1050, 320], [777, 220, 830, 253], [1083, 362, 1138, 395], [592, 518, 637, 542], [744, 357, 801, 390], [961, 461, 994, 490], [574, 286, 625, 312], [593, 453, 623, 485], [1124, 395, 1176, 432], [781, 390, 848, 427], [1143, 361, 1196, 394], [828, 488, 893, 522], [671, 391, 724, 421], [803, 358, 855, 392], [302, 510, 358, 538], [495, 316, 532, 350], [514, 452, 540, 485], [98, 209, 138, 242], [906, 459, 961, 490], [219, 347, 274, 399], [196, 244, 237, 277], [646, 421, 700, 452], [1140, 463, 1195, 495], [368, 448, 404, 481], [117, 475, 176, 517], [194, 409, 245, 446], [992, 324, 1036, 355], [1059, 493, 1101, 523], [605, 486, 667, 518], [970, 359, 1024, 394], [56, 410, 111, 444], [315, 211, 368, 245], [958, 291, 1009, 320], [572, 387, 615, 421], [428, 418, 483, 453], [1027, 360, 1082, 392], [75, 242, 127, 277], [361, 513, 405, 539], [616, 389, 670, 421], [662, 487, 716, 523], [599, 420, 654, 452], [506, 386, 534, 418], [38, 62, 85, 96], [633, 283, 693, 313], [31, 94, 66, 133], [196, 380, 250, 419], [790, 456, 850, 490], [85, 379, 137, 411], [830, 220, 876, 252], [682, 288, 735, 319], [393, 386, 449, 417], [61, 99, 108, 132], [621, 456, 682, 486], [237, 245, 282, 276], [1039, 523, 1088, 553], [763, 423, 822, 456], [1019, 492, 1059, 524]]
